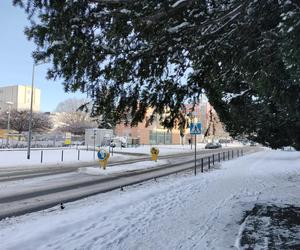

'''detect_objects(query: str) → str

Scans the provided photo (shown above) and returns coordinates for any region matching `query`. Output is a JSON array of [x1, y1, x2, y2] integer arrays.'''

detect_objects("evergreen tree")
[[13, 0, 300, 149]]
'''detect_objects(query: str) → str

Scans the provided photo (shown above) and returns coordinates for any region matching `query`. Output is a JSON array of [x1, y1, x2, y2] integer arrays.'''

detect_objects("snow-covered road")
[[0, 149, 299, 250]]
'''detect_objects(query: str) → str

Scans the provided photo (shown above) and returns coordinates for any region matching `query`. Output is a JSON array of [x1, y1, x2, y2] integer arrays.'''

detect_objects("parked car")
[[205, 142, 222, 149], [281, 146, 296, 151]]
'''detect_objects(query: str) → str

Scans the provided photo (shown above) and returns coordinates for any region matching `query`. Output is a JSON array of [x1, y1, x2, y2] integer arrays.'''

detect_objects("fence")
[[0, 134, 85, 149], [38, 149, 96, 163], [193, 148, 244, 175], [0, 148, 97, 167], [117, 148, 247, 192]]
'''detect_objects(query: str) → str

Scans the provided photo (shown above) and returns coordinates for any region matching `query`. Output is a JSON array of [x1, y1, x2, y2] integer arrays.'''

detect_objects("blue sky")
[[0, 1, 86, 112]]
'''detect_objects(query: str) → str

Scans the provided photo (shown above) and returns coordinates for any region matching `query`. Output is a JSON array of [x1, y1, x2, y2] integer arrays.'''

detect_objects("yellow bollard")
[[150, 147, 159, 162], [97, 149, 110, 170]]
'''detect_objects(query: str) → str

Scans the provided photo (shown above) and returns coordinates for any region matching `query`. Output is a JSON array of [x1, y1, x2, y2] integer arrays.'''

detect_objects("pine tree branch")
[[91, 0, 132, 6], [146, 0, 249, 29], [146, 0, 195, 25]]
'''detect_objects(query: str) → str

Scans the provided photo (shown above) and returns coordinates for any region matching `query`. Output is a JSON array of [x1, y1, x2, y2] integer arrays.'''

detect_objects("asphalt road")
[[0, 146, 260, 220], [0, 147, 248, 182]]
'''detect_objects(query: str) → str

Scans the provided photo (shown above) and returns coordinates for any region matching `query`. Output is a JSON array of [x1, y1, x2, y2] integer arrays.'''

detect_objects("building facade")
[[115, 108, 181, 145], [185, 101, 230, 140], [0, 85, 41, 112], [115, 100, 229, 145]]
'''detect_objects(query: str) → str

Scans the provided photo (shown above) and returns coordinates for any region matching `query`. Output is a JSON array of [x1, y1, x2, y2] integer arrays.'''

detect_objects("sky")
[[0, 1, 86, 112]]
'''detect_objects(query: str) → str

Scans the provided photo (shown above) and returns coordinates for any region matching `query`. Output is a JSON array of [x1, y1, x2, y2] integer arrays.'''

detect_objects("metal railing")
[[118, 148, 249, 191]]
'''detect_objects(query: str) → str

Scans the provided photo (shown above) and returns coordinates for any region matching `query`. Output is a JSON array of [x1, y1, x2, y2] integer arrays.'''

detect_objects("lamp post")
[[6, 101, 13, 147], [27, 64, 35, 159], [27, 62, 45, 159]]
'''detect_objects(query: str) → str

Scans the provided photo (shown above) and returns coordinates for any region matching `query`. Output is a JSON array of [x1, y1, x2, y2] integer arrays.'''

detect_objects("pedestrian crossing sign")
[[190, 122, 202, 135]]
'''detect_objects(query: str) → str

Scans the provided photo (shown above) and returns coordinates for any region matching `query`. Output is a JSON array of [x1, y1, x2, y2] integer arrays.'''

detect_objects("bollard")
[[241, 149, 243, 156], [201, 158, 204, 173], [40, 150, 43, 163], [208, 156, 211, 169], [78, 150, 80, 160], [223, 152, 225, 161], [61, 150, 64, 162], [228, 151, 230, 160], [213, 154, 215, 165], [218, 153, 221, 162]]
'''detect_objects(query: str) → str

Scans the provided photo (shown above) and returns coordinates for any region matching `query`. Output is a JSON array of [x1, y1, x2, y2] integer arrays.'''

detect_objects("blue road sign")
[[97, 149, 108, 161], [190, 122, 202, 135]]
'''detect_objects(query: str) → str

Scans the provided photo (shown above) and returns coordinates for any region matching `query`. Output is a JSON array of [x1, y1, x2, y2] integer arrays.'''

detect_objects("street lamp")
[[27, 62, 45, 159], [6, 101, 13, 147]]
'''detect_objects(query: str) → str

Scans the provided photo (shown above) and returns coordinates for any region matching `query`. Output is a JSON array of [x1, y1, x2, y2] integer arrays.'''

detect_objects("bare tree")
[[55, 98, 89, 113], [54, 98, 96, 135], [0, 110, 53, 139]]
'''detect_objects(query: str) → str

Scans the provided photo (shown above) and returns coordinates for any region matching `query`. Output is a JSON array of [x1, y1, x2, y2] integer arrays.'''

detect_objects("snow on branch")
[[222, 89, 251, 103], [199, 1, 248, 30], [172, 0, 189, 8], [168, 22, 191, 33], [91, 0, 132, 6], [145, 0, 249, 34], [145, 0, 194, 25]]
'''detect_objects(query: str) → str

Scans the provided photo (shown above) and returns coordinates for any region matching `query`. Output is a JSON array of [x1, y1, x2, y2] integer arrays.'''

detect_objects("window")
[[149, 130, 172, 145]]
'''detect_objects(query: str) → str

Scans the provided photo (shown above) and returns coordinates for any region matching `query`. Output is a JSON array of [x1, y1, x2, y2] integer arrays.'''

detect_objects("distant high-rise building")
[[0, 85, 41, 112]]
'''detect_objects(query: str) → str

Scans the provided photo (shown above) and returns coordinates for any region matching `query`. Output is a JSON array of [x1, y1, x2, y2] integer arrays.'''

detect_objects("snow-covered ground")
[[0, 160, 170, 198], [0, 148, 132, 168], [0, 142, 243, 168], [78, 160, 169, 176], [0, 149, 299, 249]]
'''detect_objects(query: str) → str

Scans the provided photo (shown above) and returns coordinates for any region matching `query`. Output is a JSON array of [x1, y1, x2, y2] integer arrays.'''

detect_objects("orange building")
[[115, 102, 229, 145], [115, 109, 181, 145]]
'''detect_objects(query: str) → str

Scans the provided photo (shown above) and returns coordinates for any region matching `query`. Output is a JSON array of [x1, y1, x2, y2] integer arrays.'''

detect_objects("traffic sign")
[[190, 122, 202, 135], [97, 148, 110, 170], [64, 132, 72, 145], [97, 149, 108, 161]]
